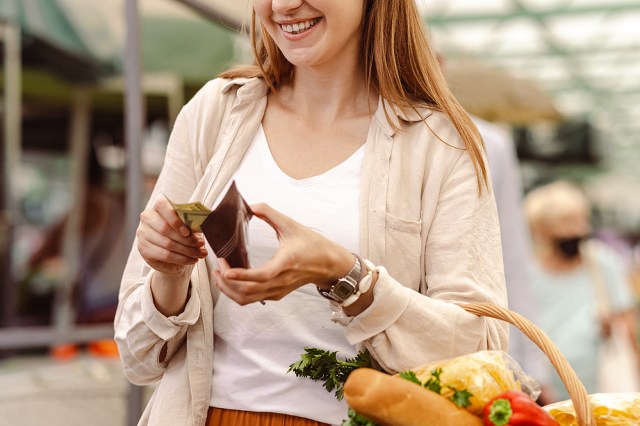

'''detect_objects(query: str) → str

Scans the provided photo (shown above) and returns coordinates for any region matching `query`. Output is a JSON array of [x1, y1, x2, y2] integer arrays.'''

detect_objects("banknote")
[[164, 194, 211, 232]]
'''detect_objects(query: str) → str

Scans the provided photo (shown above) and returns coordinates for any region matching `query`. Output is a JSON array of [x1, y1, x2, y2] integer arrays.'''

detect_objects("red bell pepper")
[[483, 391, 560, 426]]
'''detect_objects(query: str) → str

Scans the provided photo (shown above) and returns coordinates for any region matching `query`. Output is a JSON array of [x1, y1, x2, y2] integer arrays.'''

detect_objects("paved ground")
[[0, 352, 151, 426]]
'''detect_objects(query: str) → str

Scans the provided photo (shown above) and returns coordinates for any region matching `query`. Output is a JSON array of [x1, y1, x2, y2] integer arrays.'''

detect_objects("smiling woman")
[[115, 0, 508, 425], [251, 0, 366, 72]]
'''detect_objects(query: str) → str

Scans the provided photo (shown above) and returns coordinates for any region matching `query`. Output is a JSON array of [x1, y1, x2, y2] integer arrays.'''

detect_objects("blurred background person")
[[524, 181, 640, 403], [19, 142, 126, 327]]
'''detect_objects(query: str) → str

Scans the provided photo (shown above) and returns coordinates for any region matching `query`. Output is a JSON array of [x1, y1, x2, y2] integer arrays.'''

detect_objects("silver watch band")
[[317, 254, 365, 303]]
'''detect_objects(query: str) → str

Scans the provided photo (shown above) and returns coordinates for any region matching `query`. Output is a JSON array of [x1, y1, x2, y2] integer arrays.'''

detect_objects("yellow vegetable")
[[410, 350, 526, 415], [543, 393, 640, 426]]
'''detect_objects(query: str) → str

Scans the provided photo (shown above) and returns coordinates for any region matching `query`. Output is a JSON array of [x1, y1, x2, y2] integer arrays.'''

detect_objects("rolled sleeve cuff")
[[140, 273, 201, 341], [344, 266, 413, 344]]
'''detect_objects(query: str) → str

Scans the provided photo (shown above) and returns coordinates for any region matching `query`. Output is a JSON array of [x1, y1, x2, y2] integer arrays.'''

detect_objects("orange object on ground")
[[50, 343, 79, 360], [88, 339, 119, 358]]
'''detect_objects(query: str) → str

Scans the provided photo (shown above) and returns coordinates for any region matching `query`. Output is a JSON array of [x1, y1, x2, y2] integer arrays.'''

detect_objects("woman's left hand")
[[213, 203, 355, 305]]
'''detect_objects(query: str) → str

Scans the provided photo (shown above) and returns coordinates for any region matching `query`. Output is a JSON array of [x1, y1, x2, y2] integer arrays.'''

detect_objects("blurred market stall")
[[442, 57, 563, 125], [0, 0, 244, 334], [421, 0, 640, 222]]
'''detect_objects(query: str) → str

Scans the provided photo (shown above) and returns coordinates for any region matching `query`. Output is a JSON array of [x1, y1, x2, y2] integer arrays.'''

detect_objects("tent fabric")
[[444, 58, 563, 125], [0, 0, 110, 82], [57, 0, 240, 83], [1, 0, 240, 85]]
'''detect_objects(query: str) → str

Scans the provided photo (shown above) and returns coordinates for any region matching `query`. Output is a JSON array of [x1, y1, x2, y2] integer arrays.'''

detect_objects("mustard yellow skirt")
[[207, 407, 330, 426]]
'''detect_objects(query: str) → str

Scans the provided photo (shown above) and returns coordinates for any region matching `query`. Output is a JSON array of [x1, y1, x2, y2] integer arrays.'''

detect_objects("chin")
[[280, 52, 320, 69]]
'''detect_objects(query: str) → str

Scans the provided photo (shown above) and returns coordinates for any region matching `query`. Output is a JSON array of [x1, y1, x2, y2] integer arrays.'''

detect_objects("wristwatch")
[[317, 254, 364, 303]]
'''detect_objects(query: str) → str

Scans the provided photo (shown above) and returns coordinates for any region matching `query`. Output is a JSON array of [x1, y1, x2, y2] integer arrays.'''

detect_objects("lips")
[[279, 17, 321, 35]]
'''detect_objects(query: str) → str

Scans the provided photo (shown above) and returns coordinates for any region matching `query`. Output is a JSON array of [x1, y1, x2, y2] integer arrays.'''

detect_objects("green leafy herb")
[[341, 408, 377, 426], [398, 367, 473, 409], [398, 370, 421, 385], [448, 386, 474, 408], [288, 347, 371, 400], [423, 368, 443, 394]]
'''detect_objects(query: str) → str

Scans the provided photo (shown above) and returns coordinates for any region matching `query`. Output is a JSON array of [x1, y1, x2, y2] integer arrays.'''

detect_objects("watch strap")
[[317, 254, 364, 302], [341, 260, 375, 307]]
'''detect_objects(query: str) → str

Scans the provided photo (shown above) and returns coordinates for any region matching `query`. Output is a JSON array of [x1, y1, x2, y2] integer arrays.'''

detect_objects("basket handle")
[[458, 302, 596, 426]]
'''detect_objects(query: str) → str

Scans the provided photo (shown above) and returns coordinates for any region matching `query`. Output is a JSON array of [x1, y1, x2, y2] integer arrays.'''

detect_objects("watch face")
[[332, 279, 356, 300]]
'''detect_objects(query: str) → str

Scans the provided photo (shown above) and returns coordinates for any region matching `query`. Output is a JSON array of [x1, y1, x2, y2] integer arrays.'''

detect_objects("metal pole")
[[1, 21, 21, 328], [124, 0, 145, 424], [54, 88, 91, 332], [125, 0, 144, 245]]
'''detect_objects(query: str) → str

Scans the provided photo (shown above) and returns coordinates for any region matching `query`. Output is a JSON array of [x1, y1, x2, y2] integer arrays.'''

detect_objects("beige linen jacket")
[[115, 77, 508, 426]]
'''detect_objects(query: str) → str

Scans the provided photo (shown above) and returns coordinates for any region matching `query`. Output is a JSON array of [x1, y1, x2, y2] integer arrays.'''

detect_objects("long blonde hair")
[[221, 1, 487, 191]]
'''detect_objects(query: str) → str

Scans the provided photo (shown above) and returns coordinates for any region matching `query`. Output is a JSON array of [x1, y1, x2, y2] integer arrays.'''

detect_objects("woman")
[[115, 1, 507, 425], [524, 181, 638, 403]]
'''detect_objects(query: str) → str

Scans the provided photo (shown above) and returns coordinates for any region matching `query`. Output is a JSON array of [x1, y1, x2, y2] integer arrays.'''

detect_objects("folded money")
[[166, 198, 211, 232], [165, 182, 253, 268]]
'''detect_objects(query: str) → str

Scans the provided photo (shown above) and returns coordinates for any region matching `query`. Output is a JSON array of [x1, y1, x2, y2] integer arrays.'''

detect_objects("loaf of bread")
[[344, 368, 483, 426]]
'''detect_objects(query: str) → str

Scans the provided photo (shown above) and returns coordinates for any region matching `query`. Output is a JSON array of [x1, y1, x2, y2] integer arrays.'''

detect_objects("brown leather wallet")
[[201, 182, 253, 269]]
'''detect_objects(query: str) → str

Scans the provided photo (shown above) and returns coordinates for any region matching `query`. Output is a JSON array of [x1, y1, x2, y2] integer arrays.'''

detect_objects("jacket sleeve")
[[114, 101, 203, 386], [344, 145, 509, 374]]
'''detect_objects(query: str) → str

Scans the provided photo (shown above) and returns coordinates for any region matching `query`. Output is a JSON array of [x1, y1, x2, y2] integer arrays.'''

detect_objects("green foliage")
[[341, 408, 377, 426], [423, 368, 443, 394], [398, 367, 473, 409], [288, 347, 372, 400], [448, 386, 474, 408], [398, 370, 421, 385]]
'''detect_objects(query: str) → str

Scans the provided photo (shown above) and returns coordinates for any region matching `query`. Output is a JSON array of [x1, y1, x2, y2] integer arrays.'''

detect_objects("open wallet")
[[167, 181, 253, 268], [201, 182, 253, 268]]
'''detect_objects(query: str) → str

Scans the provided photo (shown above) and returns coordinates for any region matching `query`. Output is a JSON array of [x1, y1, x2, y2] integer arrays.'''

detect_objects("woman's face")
[[253, 0, 365, 69], [537, 208, 591, 259]]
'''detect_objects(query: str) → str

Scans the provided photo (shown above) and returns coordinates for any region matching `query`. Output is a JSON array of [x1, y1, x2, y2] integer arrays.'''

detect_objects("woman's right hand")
[[136, 198, 208, 275]]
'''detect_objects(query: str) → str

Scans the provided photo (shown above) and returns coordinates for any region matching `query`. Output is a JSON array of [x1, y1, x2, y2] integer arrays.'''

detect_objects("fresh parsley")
[[423, 367, 443, 394], [398, 367, 474, 409], [448, 386, 474, 408], [288, 347, 372, 400], [398, 370, 421, 385], [341, 408, 377, 426]]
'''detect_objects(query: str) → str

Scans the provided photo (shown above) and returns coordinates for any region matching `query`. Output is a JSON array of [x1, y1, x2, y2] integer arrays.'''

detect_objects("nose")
[[272, 0, 304, 15]]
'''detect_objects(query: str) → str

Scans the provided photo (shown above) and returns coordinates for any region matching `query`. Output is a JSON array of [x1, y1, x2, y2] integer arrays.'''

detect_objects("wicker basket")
[[459, 302, 597, 426]]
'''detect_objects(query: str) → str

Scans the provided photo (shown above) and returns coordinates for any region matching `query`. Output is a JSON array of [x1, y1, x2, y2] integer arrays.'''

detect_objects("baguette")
[[344, 368, 483, 426]]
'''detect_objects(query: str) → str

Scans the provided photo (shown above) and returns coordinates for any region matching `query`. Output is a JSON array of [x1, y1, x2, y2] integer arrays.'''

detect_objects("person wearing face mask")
[[114, 1, 508, 425], [524, 181, 639, 403]]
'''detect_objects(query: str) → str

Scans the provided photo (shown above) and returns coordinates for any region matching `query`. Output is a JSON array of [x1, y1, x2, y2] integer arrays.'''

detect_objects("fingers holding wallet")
[[216, 203, 354, 303]]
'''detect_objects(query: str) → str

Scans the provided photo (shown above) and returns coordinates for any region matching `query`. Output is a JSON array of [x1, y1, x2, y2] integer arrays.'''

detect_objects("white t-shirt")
[[209, 125, 364, 425]]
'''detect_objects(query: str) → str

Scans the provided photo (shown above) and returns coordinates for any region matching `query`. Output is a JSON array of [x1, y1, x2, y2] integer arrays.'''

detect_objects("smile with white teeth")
[[280, 18, 320, 35]]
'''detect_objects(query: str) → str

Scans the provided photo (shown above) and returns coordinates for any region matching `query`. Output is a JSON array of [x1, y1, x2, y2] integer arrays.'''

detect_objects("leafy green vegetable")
[[423, 368, 443, 394], [398, 370, 421, 385], [341, 408, 377, 426], [288, 347, 371, 400], [448, 386, 473, 408], [398, 367, 473, 409]]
